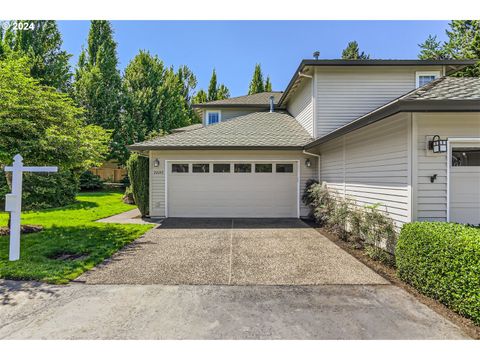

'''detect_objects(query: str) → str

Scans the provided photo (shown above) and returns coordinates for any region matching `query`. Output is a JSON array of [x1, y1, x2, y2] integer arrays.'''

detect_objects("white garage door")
[[167, 161, 298, 218], [450, 144, 480, 225]]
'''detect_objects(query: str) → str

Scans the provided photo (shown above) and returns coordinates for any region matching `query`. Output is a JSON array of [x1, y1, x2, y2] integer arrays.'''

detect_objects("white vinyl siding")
[[318, 113, 411, 228], [314, 66, 443, 137], [414, 113, 480, 222], [149, 150, 318, 218], [286, 77, 314, 136]]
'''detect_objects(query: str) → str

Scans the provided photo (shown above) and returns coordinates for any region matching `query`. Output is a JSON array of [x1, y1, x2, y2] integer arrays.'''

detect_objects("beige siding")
[[414, 113, 480, 222], [149, 150, 318, 217], [318, 113, 411, 227], [286, 77, 314, 136], [315, 66, 443, 137], [202, 108, 264, 125]]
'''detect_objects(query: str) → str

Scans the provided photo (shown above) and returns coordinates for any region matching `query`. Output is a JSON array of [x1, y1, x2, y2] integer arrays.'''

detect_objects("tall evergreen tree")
[[418, 35, 448, 60], [217, 84, 230, 100], [1, 20, 71, 91], [264, 76, 272, 92], [193, 89, 207, 104], [248, 64, 265, 94], [73, 20, 122, 159], [418, 20, 480, 76], [341, 41, 370, 60], [207, 69, 218, 101]]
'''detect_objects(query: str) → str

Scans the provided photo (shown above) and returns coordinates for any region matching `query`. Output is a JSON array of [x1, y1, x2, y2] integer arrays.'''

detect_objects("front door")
[[449, 141, 480, 225]]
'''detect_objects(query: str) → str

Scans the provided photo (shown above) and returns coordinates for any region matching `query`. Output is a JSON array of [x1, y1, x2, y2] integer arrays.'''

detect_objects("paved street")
[[0, 281, 469, 339]]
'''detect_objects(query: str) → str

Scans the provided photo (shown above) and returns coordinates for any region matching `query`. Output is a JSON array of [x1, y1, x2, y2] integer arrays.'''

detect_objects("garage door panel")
[[167, 161, 298, 218]]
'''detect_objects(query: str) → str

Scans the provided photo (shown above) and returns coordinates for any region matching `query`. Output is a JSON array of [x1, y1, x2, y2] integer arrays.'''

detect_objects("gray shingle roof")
[[171, 123, 204, 133], [403, 76, 480, 101], [192, 92, 283, 108], [129, 112, 313, 150]]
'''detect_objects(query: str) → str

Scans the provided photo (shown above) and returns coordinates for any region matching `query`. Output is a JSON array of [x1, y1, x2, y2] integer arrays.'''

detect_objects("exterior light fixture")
[[429, 135, 448, 153], [153, 158, 160, 167], [305, 159, 311, 167]]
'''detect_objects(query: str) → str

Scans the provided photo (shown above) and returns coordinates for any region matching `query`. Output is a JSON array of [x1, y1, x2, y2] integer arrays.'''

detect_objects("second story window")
[[206, 111, 221, 125], [416, 71, 440, 88]]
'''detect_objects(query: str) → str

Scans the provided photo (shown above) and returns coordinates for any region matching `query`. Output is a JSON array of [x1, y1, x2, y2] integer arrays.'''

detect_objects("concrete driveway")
[[77, 218, 388, 285]]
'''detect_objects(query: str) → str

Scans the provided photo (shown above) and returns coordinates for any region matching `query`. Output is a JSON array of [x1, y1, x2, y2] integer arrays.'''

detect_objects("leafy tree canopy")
[[194, 69, 230, 103], [0, 20, 72, 91], [341, 41, 370, 60], [419, 20, 480, 76], [0, 55, 109, 171]]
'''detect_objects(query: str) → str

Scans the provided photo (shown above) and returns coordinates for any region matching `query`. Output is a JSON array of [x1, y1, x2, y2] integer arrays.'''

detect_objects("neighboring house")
[[130, 59, 480, 228]]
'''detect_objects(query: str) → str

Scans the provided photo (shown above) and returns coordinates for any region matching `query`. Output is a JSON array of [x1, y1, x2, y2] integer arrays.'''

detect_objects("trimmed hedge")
[[126, 153, 149, 217], [396, 222, 480, 325]]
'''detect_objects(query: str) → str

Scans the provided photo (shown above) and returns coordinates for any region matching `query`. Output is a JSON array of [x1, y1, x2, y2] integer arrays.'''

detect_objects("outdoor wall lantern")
[[305, 159, 311, 167], [429, 135, 448, 153], [153, 158, 160, 167]]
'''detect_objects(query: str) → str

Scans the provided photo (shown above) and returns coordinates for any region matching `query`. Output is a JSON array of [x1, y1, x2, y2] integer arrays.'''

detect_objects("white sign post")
[[4, 154, 58, 261]]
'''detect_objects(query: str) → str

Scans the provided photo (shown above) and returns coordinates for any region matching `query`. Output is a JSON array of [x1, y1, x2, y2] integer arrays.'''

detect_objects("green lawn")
[[0, 191, 153, 284]]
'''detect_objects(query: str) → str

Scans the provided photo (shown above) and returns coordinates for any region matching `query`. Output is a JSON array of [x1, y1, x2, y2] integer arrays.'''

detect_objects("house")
[[130, 59, 480, 227]]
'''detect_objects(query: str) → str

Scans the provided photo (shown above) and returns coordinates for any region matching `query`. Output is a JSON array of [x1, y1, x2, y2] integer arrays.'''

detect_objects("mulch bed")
[[0, 225, 44, 236], [306, 221, 480, 340]]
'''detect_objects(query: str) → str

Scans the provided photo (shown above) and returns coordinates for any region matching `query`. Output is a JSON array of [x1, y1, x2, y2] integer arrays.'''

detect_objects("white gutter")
[[302, 149, 321, 181]]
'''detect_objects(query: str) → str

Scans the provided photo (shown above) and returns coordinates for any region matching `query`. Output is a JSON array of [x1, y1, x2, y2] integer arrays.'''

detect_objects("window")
[[276, 163, 293, 173], [206, 111, 221, 125], [172, 164, 189, 173], [452, 148, 480, 166], [213, 163, 230, 173], [255, 164, 272, 173], [192, 163, 210, 173], [416, 71, 440, 88], [234, 163, 251, 173]]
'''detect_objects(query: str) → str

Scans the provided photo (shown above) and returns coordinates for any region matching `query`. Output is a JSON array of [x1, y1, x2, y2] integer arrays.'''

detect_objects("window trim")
[[205, 110, 222, 125], [275, 163, 294, 173], [415, 71, 441, 88], [192, 163, 210, 173], [171, 163, 190, 173], [213, 163, 231, 173]]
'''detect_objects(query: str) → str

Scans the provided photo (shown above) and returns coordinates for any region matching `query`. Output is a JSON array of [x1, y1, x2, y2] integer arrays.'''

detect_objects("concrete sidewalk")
[[0, 281, 469, 339], [96, 208, 163, 225]]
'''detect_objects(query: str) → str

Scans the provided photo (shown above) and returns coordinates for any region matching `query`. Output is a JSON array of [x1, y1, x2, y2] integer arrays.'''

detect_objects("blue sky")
[[58, 20, 450, 97]]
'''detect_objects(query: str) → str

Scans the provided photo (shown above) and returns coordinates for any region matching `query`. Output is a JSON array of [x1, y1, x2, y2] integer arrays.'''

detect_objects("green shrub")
[[79, 170, 104, 191], [396, 222, 480, 325], [22, 171, 80, 210], [361, 204, 397, 252], [364, 245, 395, 267], [126, 153, 149, 216]]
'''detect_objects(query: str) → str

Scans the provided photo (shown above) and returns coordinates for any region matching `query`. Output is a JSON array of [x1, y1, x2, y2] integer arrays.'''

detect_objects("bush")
[[303, 180, 397, 251], [126, 153, 149, 216], [22, 171, 79, 210], [396, 222, 480, 325], [79, 170, 104, 191]]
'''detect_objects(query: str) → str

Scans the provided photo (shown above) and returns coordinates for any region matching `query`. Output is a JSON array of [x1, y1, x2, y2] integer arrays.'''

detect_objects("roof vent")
[[313, 51, 320, 60], [269, 96, 275, 113]]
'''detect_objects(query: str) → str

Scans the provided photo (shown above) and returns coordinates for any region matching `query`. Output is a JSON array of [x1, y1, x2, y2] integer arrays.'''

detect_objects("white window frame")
[[415, 71, 441, 88], [205, 110, 222, 125]]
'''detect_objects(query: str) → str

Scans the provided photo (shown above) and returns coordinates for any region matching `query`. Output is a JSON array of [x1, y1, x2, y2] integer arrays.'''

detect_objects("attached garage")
[[166, 161, 299, 218]]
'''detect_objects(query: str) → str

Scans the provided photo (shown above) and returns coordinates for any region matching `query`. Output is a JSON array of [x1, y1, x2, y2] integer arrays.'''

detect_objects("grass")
[[0, 191, 153, 284]]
